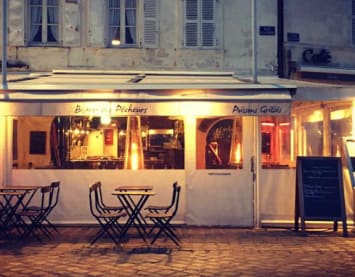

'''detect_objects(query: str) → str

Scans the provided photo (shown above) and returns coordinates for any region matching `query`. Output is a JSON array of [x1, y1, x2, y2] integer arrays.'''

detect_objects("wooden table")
[[113, 186, 155, 243]]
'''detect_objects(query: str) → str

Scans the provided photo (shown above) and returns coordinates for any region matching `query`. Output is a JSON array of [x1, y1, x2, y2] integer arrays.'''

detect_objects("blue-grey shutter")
[[143, 0, 158, 47], [185, 0, 198, 47], [88, 0, 106, 46], [201, 0, 215, 47], [352, 0, 355, 45], [62, 1, 80, 46]]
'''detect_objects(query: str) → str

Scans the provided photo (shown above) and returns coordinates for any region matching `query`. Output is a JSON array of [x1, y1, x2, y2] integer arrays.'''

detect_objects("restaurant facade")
[[1, 0, 355, 227]]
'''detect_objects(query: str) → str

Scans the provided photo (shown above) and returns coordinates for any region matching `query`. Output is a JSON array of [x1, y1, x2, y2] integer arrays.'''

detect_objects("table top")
[[113, 191, 156, 196], [0, 191, 26, 196], [0, 185, 40, 191], [115, 185, 153, 191]]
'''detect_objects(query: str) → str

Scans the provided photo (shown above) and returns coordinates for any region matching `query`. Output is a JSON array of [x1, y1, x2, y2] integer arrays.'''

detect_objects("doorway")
[[185, 116, 255, 227]]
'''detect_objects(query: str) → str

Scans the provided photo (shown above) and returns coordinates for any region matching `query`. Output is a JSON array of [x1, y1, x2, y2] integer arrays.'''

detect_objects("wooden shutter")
[[143, 0, 158, 47], [201, 0, 215, 47], [352, 0, 355, 45], [185, 0, 199, 47]]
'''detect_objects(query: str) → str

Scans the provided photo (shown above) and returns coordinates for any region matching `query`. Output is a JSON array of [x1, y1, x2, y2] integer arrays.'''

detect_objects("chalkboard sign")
[[295, 156, 347, 237]]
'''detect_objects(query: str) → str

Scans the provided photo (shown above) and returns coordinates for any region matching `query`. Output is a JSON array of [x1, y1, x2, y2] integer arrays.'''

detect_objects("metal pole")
[[2, 0, 8, 89], [251, 0, 257, 83]]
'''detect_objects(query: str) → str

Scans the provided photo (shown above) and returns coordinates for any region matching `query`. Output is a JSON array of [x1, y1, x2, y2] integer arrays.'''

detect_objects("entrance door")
[[185, 116, 255, 227]]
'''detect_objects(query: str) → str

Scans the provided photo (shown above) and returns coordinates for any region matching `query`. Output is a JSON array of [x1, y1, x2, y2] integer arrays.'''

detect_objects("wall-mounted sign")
[[287, 32, 300, 42], [259, 26, 275, 36]]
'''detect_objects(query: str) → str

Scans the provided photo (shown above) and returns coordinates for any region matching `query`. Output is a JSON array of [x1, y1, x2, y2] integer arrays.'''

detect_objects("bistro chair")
[[25, 181, 61, 234], [146, 185, 181, 246], [89, 182, 126, 245], [95, 181, 124, 213], [15, 185, 54, 241], [145, 181, 178, 214]]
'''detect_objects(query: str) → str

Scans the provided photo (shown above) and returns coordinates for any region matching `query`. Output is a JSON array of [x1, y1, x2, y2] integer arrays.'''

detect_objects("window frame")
[[183, 0, 218, 49], [26, 0, 60, 46], [107, 0, 158, 48]]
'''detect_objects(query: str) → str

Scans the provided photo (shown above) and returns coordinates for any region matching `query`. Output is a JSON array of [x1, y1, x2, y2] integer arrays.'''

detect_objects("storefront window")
[[12, 116, 184, 170], [196, 117, 243, 169], [292, 101, 353, 160], [260, 116, 292, 168]]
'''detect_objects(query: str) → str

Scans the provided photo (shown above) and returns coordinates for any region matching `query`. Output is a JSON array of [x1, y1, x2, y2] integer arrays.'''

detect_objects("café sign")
[[0, 101, 290, 116]]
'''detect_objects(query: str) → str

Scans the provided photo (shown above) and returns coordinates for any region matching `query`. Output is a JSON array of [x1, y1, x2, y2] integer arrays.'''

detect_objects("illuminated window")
[[108, 0, 158, 47], [12, 116, 184, 170], [196, 117, 243, 169], [260, 116, 292, 169]]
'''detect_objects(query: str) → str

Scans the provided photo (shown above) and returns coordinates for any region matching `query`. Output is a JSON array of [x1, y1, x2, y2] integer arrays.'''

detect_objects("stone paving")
[[1, 226, 355, 276]]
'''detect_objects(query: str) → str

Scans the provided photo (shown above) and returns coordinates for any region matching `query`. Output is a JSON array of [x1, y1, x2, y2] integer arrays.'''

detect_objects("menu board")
[[295, 156, 347, 236]]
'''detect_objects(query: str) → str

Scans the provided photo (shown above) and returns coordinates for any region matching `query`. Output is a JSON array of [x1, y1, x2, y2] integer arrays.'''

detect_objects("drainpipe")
[[251, 0, 257, 83], [277, 0, 285, 78], [2, 0, 8, 90]]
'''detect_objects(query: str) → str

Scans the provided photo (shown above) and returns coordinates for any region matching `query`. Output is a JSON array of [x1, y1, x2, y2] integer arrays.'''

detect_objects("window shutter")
[[352, 0, 355, 45], [143, 0, 158, 48], [185, 0, 198, 47], [88, 0, 106, 46], [201, 0, 215, 47]]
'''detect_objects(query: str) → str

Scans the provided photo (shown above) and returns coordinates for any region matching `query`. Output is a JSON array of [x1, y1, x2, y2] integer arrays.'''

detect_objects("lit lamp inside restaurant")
[[124, 116, 144, 170]]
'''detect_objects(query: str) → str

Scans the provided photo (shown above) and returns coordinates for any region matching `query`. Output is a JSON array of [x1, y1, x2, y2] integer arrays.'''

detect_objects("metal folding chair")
[[15, 185, 54, 241], [95, 181, 124, 213], [146, 186, 181, 246], [25, 181, 61, 234], [89, 182, 126, 245]]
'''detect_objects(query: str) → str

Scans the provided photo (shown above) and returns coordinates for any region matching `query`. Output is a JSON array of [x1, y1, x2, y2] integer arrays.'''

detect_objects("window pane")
[[330, 108, 352, 156], [13, 116, 184, 170], [197, 117, 243, 169], [260, 116, 292, 169]]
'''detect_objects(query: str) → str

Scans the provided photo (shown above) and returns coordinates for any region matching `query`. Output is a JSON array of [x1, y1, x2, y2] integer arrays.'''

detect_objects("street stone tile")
[[1, 226, 355, 276]]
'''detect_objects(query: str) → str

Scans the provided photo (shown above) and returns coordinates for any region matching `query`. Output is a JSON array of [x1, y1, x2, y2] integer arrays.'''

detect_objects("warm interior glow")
[[308, 110, 323, 122], [112, 39, 121, 46], [130, 143, 139, 170], [100, 115, 111, 125], [352, 101, 355, 136], [235, 143, 241, 164], [330, 109, 349, 120], [261, 122, 275, 126]]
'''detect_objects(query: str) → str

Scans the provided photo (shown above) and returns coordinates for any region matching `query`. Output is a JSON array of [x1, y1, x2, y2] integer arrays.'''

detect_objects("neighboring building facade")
[[1, 0, 355, 228]]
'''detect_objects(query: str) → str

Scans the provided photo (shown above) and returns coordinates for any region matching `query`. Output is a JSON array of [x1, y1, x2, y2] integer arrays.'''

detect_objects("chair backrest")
[[166, 181, 178, 211], [39, 185, 54, 212], [49, 181, 60, 209], [89, 182, 103, 217], [96, 181, 106, 210], [171, 185, 181, 217]]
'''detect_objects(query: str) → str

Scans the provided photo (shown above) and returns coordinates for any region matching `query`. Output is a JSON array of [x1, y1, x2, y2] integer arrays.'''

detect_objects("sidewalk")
[[1, 226, 355, 276]]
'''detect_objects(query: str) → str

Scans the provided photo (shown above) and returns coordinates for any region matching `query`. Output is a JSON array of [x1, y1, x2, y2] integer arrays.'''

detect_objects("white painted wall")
[[11, 169, 186, 225]]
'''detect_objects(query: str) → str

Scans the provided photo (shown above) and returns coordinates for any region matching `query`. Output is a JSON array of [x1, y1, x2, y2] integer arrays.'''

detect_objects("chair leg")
[[150, 218, 180, 246]]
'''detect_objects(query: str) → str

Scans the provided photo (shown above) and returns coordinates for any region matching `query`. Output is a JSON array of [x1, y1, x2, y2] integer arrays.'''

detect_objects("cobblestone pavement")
[[1, 226, 355, 276]]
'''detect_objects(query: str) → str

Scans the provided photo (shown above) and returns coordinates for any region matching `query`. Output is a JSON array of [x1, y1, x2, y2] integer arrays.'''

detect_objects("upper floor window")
[[184, 0, 217, 48], [29, 0, 59, 45], [108, 0, 158, 47]]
